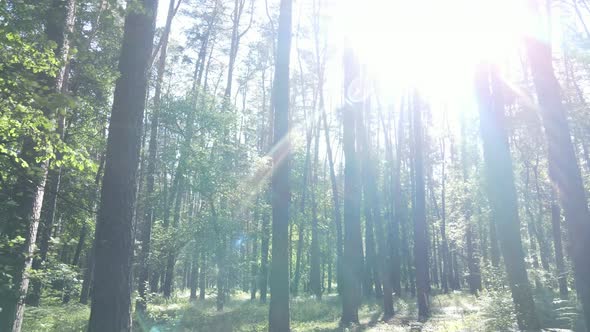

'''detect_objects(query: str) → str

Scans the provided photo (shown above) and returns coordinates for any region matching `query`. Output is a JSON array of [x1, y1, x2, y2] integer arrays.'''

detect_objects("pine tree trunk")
[[340, 47, 363, 325], [475, 64, 539, 330], [199, 251, 207, 300], [550, 189, 568, 299], [259, 205, 270, 303], [310, 123, 322, 299], [136, 0, 179, 312], [391, 107, 405, 297], [526, 26, 590, 329], [268, 0, 292, 329], [412, 93, 430, 321], [87, 0, 157, 330], [440, 136, 450, 293]]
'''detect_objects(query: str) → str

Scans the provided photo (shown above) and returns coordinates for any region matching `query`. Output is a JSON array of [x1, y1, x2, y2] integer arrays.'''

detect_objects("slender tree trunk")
[[460, 113, 481, 294], [292, 222, 305, 295], [439, 136, 450, 293], [79, 241, 94, 304], [550, 188, 568, 299], [71, 224, 87, 267], [412, 93, 430, 321], [391, 107, 405, 297], [79, 156, 105, 305], [489, 211, 500, 268], [366, 106, 394, 317], [199, 251, 206, 300], [320, 95, 343, 296], [259, 208, 270, 303], [310, 123, 322, 299], [136, 0, 179, 311], [251, 228, 259, 300], [28, 166, 63, 307], [87, 0, 157, 330], [475, 64, 539, 330], [190, 248, 199, 301]]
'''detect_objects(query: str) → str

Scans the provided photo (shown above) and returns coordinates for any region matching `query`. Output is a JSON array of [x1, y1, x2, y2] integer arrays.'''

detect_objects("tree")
[[0, 0, 76, 329], [412, 92, 430, 320], [137, 0, 181, 311], [268, 0, 292, 330], [525, 4, 590, 328], [340, 47, 364, 325], [87, 0, 157, 330], [475, 63, 539, 330]]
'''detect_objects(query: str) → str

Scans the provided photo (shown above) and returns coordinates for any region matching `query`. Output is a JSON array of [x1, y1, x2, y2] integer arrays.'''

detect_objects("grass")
[[22, 289, 581, 331]]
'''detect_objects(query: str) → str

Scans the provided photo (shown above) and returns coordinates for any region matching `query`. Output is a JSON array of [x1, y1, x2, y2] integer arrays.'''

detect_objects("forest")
[[2, 0, 590, 331]]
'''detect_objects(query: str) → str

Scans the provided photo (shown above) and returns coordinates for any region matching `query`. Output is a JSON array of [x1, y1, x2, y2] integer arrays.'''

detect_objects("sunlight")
[[335, 0, 529, 101]]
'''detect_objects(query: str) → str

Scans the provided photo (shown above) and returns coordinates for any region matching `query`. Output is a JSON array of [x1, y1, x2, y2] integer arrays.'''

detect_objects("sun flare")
[[334, 0, 530, 101]]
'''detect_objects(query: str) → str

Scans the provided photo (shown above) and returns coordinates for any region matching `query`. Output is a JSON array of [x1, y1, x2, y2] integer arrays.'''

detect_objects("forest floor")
[[22, 289, 581, 331]]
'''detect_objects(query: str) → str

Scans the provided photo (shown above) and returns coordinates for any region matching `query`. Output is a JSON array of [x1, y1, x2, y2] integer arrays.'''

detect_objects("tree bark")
[[475, 64, 539, 330], [340, 47, 364, 325], [87, 0, 157, 330], [310, 122, 322, 299], [412, 93, 430, 321], [525, 22, 590, 328], [550, 188, 568, 299], [268, 0, 292, 330]]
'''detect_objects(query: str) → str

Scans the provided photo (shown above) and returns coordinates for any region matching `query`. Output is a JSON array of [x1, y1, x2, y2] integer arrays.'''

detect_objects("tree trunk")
[[340, 47, 364, 325], [28, 166, 63, 307], [525, 22, 590, 328], [79, 241, 94, 305], [391, 106, 405, 297], [250, 224, 259, 300], [189, 249, 199, 301], [310, 122, 322, 299], [320, 92, 343, 296], [439, 135, 450, 293], [0, 1, 76, 330], [199, 251, 207, 300], [136, 0, 179, 312], [475, 64, 539, 330], [87, 0, 157, 330], [550, 189, 568, 299], [412, 93, 430, 321], [460, 113, 482, 295], [259, 208, 270, 303], [268, 0, 292, 329]]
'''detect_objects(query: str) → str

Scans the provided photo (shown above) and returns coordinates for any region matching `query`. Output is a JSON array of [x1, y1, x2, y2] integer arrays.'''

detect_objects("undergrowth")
[[22, 289, 583, 331]]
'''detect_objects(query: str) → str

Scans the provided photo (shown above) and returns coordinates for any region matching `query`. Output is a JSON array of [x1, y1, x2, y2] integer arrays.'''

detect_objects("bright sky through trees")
[[334, 0, 531, 102]]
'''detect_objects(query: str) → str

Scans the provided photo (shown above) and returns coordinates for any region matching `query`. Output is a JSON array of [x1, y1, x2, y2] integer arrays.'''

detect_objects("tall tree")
[[340, 47, 364, 325], [475, 64, 539, 330], [268, 0, 292, 330], [525, 3, 590, 327], [0, 0, 76, 330], [412, 92, 430, 320], [87, 0, 157, 330], [137, 0, 181, 311]]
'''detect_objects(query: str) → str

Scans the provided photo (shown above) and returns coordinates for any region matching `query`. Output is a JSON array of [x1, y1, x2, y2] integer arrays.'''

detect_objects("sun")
[[332, 0, 530, 103]]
